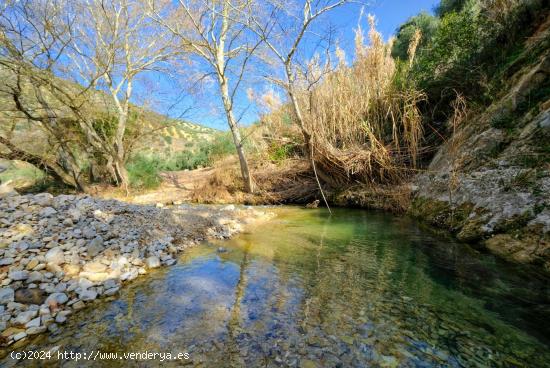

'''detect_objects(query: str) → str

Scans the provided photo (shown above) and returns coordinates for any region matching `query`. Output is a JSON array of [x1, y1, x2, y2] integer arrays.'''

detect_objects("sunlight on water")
[[9, 207, 550, 367]]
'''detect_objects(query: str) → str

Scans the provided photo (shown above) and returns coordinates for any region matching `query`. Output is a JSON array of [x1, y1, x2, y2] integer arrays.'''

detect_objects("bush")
[[200, 133, 236, 160], [391, 12, 439, 61], [268, 142, 298, 163], [127, 154, 163, 189], [126, 132, 240, 189], [413, 7, 483, 102], [411, 0, 547, 110]]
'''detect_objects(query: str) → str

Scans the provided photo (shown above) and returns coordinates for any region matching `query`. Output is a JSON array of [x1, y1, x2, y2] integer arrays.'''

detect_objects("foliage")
[[267, 142, 298, 163], [410, 0, 547, 111], [412, 7, 483, 103], [435, 0, 470, 16], [126, 154, 163, 189], [126, 132, 238, 189], [391, 12, 439, 61]]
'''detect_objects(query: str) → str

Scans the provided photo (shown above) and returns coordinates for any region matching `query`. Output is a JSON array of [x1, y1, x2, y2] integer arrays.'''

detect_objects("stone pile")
[[0, 192, 270, 347]]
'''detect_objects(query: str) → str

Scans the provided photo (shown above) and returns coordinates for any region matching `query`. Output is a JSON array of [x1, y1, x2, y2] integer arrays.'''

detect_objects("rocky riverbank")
[[0, 191, 272, 350]]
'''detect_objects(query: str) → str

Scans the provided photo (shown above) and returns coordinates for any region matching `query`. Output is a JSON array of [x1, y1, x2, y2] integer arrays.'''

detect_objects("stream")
[[6, 207, 550, 367]]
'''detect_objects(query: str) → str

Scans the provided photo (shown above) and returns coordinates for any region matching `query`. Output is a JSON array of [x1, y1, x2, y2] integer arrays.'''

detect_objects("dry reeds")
[[264, 15, 425, 186]]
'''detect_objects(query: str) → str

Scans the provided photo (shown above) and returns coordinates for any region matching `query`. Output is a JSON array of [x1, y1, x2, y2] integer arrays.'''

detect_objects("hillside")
[[0, 66, 217, 189]]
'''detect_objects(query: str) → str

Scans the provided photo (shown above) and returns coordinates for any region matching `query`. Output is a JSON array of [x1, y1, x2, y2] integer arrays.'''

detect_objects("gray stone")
[[25, 317, 41, 328], [68, 208, 81, 222], [39, 207, 57, 217], [45, 293, 68, 305], [103, 279, 118, 290], [8, 270, 29, 281], [33, 193, 53, 206], [78, 289, 97, 301], [104, 287, 119, 296], [14, 310, 38, 325], [78, 278, 94, 290], [0, 287, 15, 304], [82, 228, 97, 239], [0, 258, 14, 266], [55, 311, 70, 324], [26, 326, 47, 335], [27, 271, 44, 283], [87, 236, 104, 257], [13, 331, 27, 341]]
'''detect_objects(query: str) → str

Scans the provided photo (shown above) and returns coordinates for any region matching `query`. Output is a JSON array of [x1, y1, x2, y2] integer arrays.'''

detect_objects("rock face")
[[411, 49, 550, 272], [0, 192, 270, 347]]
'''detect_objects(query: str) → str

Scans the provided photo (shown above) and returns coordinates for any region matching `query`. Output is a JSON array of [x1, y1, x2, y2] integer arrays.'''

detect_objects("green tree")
[[392, 12, 439, 61]]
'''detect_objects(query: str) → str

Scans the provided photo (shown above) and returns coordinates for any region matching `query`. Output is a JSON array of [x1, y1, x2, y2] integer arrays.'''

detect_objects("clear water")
[[6, 207, 550, 367]]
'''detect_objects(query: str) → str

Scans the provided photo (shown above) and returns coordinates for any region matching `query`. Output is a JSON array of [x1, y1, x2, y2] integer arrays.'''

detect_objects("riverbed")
[[5, 207, 550, 367]]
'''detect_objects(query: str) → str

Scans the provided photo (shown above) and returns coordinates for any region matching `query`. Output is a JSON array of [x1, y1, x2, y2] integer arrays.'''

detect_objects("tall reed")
[[264, 16, 425, 186]]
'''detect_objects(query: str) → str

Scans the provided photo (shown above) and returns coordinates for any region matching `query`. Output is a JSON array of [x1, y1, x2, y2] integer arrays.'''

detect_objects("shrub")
[[411, 0, 547, 111], [392, 12, 439, 61], [127, 154, 162, 189]]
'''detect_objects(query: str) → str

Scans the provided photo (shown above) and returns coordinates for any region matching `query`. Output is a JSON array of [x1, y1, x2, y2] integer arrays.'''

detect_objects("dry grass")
[[263, 16, 425, 187]]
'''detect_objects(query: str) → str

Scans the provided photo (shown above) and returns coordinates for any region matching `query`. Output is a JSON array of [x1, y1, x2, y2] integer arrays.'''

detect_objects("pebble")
[[25, 317, 41, 328], [45, 293, 68, 305], [8, 270, 29, 281], [14, 289, 46, 305], [0, 288, 15, 304], [14, 310, 38, 325], [12, 331, 27, 341], [78, 289, 97, 301], [25, 259, 39, 270], [145, 256, 161, 269], [87, 237, 104, 257], [45, 247, 65, 265]]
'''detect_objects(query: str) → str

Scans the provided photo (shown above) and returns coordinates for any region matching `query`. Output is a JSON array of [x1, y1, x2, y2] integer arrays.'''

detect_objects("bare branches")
[[149, 0, 258, 193]]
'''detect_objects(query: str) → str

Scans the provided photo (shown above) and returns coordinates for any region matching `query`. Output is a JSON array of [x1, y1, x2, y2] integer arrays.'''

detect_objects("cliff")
[[411, 19, 550, 272]]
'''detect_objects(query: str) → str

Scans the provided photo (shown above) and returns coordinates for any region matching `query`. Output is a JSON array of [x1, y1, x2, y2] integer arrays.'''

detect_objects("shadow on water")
[[6, 206, 550, 367]]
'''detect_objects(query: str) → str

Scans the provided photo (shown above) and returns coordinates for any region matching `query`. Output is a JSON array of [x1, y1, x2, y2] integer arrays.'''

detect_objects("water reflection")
[[6, 207, 550, 367]]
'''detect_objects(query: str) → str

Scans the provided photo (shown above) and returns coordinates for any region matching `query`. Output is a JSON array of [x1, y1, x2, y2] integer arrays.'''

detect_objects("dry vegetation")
[[257, 17, 424, 199]]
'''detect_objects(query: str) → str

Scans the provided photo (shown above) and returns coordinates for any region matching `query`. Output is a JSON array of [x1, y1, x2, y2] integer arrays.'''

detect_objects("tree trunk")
[[218, 79, 254, 193]]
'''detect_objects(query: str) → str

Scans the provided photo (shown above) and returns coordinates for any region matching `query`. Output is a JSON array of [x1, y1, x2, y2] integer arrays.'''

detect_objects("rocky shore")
[[0, 191, 272, 349]]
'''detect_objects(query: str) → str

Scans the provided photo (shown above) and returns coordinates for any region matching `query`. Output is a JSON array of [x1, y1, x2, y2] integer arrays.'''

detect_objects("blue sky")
[[147, 0, 440, 130]]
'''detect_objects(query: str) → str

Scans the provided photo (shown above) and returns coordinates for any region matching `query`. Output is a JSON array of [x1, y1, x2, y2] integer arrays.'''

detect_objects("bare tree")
[[0, 0, 176, 191], [0, 0, 89, 190], [148, 0, 261, 193], [244, 0, 355, 210], [68, 0, 176, 190]]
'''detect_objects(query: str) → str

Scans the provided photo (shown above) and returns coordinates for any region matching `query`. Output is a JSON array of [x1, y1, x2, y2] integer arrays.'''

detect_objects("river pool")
[[6, 207, 550, 367]]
